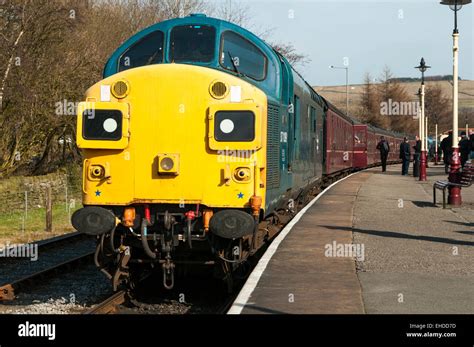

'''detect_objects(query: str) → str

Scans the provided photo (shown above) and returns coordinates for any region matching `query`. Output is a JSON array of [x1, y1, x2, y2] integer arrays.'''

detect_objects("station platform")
[[229, 164, 474, 314]]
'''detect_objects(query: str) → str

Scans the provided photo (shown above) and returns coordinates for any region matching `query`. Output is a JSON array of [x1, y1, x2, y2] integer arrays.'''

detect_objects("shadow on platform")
[[372, 171, 414, 176], [444, 220, 474, 227], [410, 200, 435, 208], [238, 305, 288, 314], [321, 225, 474, 247]]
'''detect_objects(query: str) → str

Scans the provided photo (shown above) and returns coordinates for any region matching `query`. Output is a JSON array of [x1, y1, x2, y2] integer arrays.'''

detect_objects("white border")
[[227, 171, 359, 314]]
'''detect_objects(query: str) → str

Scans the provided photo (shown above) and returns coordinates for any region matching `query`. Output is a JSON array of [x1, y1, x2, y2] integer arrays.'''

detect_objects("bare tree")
[[210, 0, 310, 67], [376, 66, 415, 133], [460, 108, 474, 133], [0, 0, 311, 175], [425, 83, 452, 133], [210, 0, 251, 26], [358, 73, 378, 122], [0, 0, 33, 113], [271, 42, 310, 67]]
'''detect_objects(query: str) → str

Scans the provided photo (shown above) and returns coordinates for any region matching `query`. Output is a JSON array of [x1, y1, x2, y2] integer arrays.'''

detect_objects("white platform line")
[[227, 171, 359, 314]]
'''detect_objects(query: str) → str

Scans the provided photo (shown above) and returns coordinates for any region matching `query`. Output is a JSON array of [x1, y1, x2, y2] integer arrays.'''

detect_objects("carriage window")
[[118, 31, 164, 72], [170, 25, 215, 63], [354, 130, 366, 147], [220, 31, 267, 80]]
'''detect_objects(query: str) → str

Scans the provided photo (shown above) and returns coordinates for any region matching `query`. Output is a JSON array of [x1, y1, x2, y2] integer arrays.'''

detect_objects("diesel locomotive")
[[72, 14, 406, 291]]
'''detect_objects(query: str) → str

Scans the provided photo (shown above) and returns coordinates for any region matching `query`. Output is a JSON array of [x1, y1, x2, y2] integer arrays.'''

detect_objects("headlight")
[[160, 157, 174, 171], [209, 81, 228, 99], [214, 111, 255, 142], [234, 167, 251, 182], [158, 154, 180, 175], [89, 165, 105, 179], [111, 80, 130, 99], [82, 109, 122, 141]]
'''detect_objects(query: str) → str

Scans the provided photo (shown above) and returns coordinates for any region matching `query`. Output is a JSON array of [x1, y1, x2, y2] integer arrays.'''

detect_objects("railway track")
[[24, 231, 88, 250], [84, 290, 127, 314], [0, 169, 361, 311], [0, 231, 236, 313], [85, 289, 235, 314], [82, 173, 350, 315], [0, 232, 95, 300], [0, 232, 88, 263], [0, 169, 355, 311]]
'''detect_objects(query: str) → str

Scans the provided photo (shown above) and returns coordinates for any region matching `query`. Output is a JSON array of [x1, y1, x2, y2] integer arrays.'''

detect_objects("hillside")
[[313, 80, 474, 112]]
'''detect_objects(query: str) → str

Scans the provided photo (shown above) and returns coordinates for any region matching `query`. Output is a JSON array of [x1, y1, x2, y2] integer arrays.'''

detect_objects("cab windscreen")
[[82, 109, 122, 141], [214, 111, 255, 142]]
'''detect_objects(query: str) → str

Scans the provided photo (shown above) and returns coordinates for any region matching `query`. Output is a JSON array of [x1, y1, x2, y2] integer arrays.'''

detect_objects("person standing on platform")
[[426, 140, 431, 168], [376, 136, 390, 172], [470, 132, 474, 160], [399, 137, 411, 175], [459, 131, 470, 168], [413, 135, 421, 177], [440, 132, 453, 174]]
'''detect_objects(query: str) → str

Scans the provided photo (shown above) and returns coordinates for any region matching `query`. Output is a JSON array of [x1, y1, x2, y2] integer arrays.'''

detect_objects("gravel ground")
[[115, 274, 234, 314], [0, 237, 95, 285], [0, 233, 246, 315], [0, 264, 233, 314], [0, 264, 111, 314], [120, 297, 227, 314], [121, 300, 192, 314]]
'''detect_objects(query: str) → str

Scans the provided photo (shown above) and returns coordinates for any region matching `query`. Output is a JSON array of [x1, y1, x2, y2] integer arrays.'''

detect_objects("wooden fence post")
[[45, 184, 52, 232]]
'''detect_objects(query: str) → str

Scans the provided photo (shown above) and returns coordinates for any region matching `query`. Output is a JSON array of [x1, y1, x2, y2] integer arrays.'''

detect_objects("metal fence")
[[0, 171, 82, 233]]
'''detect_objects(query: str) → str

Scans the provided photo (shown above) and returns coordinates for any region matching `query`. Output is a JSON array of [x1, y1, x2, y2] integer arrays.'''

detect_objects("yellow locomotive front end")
[[78, 64, 266, 210], [72, 63, 268, 289]]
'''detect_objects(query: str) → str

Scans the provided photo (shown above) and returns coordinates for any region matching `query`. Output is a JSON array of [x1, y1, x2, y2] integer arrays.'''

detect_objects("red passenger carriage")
[[323, 101, 354, 175]]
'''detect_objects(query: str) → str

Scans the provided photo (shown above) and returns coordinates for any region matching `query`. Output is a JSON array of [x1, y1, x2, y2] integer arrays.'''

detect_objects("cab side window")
[[118, 31, 164, 72], [220, 31, 267, 81], [279, 56, 291, 105]]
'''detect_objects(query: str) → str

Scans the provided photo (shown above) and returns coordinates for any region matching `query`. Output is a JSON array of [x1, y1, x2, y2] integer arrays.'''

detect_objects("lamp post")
[[426, 115, 429, 167], [415, 57, 430, 181], [434, 116, 439, 165], [330, 65, 349, 116], [414, 89, 422, 177], [441, 0, 471, 205]]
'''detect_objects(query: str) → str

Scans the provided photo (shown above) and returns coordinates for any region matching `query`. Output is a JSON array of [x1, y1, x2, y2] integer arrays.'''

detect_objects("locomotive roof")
[[103, 14, 410, 139], [103, 14, 284, 100]]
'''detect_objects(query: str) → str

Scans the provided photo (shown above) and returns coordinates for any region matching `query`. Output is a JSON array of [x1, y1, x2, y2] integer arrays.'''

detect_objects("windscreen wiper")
[[227, 51, 241, 75]]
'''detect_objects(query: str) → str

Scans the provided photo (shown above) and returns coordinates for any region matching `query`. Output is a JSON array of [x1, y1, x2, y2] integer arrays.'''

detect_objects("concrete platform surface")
[[354, 164, 474, 313], [230, 163, 474, 314]]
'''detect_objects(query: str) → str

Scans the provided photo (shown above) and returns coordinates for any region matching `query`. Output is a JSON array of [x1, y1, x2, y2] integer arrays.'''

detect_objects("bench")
[[433, 163, 473, 208]]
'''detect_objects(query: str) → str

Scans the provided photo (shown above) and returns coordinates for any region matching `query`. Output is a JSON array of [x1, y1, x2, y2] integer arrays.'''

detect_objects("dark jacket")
[[440, 136, 452, 154], [413, 140, 421, 154], [459, 137, 470, 156], [399, 142, 411, 160], [376, 140, 390, 155]]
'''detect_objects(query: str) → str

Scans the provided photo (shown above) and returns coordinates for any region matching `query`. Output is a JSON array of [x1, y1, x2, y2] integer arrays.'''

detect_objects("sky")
[[224, 0, 474, 86]]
